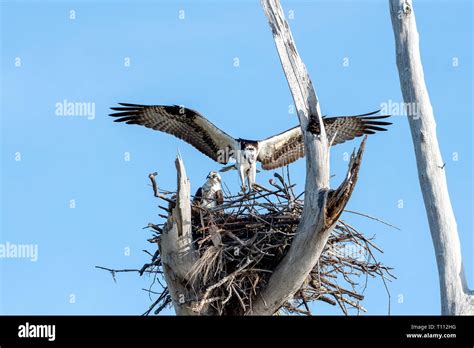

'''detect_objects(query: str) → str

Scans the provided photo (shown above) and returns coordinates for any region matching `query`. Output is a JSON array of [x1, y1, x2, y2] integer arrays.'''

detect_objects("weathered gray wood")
[[389, 0, 473, 315], [247, 0, 363, 315], [158, 155, 202, 315]]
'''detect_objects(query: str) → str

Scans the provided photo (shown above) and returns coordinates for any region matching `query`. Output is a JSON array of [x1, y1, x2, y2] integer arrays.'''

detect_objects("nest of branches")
[[133, 171, 396, 316]]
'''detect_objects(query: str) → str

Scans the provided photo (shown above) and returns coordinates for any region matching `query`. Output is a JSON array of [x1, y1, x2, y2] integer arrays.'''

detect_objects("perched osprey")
[[192, 171, 224, 210], [110, 103, 391, 191]]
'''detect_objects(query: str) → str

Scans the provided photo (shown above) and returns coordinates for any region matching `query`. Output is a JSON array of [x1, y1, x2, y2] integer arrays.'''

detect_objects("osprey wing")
[[215, 189, 224, 206], [257, 111, 391, 170], [324, 110, 391, 145], [257, 126, 304, 170], [192, 187, 203, 206], [110, 103, 239, 164]]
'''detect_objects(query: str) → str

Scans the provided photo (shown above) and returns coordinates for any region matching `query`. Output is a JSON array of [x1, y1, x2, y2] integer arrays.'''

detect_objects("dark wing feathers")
[[215, 189, 224, 206], [192, 187, 203, 206], [257, 112, 391, 170], [109, 104, 238, 164], [110, 103, 391, 170], [257, 126, 303, 170], [325, 114, 391, 145]]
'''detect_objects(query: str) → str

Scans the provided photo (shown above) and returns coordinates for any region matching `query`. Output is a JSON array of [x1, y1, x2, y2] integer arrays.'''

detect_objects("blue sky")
[[0, 0, 472, 315]]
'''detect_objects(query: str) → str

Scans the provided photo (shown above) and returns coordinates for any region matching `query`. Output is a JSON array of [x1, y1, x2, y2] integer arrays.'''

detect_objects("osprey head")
[[206, 171, 222, 183], [242, 144, 257, 163]]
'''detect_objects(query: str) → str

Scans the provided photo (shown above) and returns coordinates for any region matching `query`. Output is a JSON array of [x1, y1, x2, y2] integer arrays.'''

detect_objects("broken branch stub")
[[158, 155, 203, 315]]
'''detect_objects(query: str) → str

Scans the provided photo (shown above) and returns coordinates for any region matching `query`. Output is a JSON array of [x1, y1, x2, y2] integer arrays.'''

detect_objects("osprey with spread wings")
[[110, 104, 391, 191]]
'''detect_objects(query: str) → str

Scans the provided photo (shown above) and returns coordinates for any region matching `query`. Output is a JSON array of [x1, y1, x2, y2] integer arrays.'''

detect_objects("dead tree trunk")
[[389, 0, 473, 315], [246, 0, 365, 315]]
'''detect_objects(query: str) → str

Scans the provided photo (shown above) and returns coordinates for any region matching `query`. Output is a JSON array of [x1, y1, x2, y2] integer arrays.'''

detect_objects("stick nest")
[[138, 172, 395, 316]]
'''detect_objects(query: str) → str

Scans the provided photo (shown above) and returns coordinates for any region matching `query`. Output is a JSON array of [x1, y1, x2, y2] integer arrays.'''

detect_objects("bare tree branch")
[[389, 0, 473, 315]]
